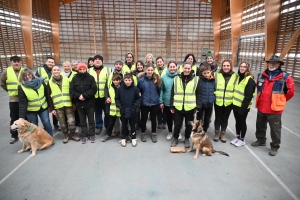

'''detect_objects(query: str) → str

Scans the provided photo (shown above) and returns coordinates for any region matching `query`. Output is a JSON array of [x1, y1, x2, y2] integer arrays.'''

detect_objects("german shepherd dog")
[[187, 120, 229, 159]]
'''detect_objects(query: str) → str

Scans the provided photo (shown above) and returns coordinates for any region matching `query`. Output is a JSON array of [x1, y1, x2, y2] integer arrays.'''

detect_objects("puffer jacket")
[[138, 73, 160, 106], [200, 75, 215, 108], [159, 70, 178, 106]]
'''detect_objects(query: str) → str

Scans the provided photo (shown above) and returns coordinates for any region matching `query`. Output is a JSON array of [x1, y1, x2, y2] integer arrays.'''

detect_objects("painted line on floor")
[[227, 126, 299, 200], [0, 132, 60, 185], [250, 107, 300, 138]]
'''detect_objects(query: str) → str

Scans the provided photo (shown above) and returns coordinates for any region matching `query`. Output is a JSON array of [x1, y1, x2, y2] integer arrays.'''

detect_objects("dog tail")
[[213, 150, 229, 157]]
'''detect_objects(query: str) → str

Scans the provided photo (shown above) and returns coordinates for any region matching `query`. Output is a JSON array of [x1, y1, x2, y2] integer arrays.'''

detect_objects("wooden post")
[[19, 0, 33, 68], [134, 0, 137, 59], [175, 0, 179, 63], [211, 0, 222, 63], [49, 0, 60, 64], [91, 0, 97, 55]]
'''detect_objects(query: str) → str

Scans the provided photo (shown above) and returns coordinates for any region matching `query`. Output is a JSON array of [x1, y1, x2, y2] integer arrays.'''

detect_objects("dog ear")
[[188, 121, 193, 126]]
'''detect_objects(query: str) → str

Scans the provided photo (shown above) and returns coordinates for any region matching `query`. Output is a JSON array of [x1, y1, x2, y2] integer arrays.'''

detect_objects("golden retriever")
[[10, 119, 55, 157], [187, 120, 229, 159]]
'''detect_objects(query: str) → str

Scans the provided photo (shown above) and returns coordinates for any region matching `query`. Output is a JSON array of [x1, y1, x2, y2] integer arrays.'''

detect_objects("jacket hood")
[[166, 70, 178, 77]]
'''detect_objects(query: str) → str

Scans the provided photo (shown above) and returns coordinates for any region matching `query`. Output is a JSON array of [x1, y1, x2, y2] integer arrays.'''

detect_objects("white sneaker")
[[230, 138, 239, 145], [178, 134, 184, 141], [166, 132, 173, 141], [234, 139, 245, 147], [132, 139, 137, 147], [121, 139, 126, 147], [75, 126, 81, 134]]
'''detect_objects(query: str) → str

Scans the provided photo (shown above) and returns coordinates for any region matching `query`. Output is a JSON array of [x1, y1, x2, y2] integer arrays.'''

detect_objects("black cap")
[[94, 55, 103, 62], [10, 55, 21, 61], [265, 55, 284, 65]]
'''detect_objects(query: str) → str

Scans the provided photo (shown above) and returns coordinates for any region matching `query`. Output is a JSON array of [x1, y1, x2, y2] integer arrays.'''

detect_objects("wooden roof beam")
[[49, 0, 60, 64], [211, 0, 222, 63], [280, 26, 300, 60]]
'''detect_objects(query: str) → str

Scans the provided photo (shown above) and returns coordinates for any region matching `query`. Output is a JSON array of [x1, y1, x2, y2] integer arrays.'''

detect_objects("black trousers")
[[233, 110, 249, 139], [157, 108, 167, 125], [121, 117, 136, 139], [173, 110, 194, 139], [52, 113, 58, 126], [9, 102, 19, 138], [140, 105, 160, 133], [163, 106, 174, 133], [197, 106, 213, 132], [106, 115, 119, 136], [74, 109, 80, 126], [214, 103, 232, 131], [78, 107, 95, 137]]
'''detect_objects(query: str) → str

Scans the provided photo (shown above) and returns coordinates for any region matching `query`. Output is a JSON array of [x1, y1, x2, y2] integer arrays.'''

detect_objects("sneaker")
[[90, 135, 95, 143], [151, 134, 157, 143], [251, 140, 266, 147], [132, 139, 137, 147], [157, 124, 162, 129], [126, 136, 132, 143], [101, 135, 112, 142], [141, 133, 147, 142], [121, 139, 126, 147], [54, 124, 61, 131], [9, 137, 18, 144], [178, 134, 184, 141], [170, 138, 178, 147], [95, 128, 102, 135], [162, 124, 166, 129], [234, 139, 245, 147], [166, 132, 173, 141], [82, 137, 88, 144], [269, 149, 277, 156], [230, 138, 239, 145], [184, 138, 190, 148]]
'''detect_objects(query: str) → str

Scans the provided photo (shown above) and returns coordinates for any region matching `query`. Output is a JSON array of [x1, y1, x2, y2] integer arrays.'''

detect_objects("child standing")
[[197, 63, 215, 133], [116, 73, 141, 147]]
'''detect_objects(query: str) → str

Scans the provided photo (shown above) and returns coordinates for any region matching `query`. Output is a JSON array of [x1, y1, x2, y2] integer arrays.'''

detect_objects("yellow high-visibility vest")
[[233, 76, 255, 109], [215, 72, 238, 107], [108, 86, 120, 117], [154, 67, 167, 77], [21, 84, 48, 111], [6, 66, 23, 96], [49, 76, 72, 109], [88, 67, 111, 98]]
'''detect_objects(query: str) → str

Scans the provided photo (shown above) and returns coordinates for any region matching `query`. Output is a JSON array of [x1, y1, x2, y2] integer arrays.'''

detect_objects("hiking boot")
[[101, 135, 112, 142], [111, 131, 120, 137], [170, 138, 178, 147], [269, 149, 277, 156], [82, 137, 88, 144], [251, 140, 266, 147], [151, 134, 157, 143], [54, 124, 61, 131], [70, 133, 80, 141], [234, 139, 245, 147], [141, 133, 147, 142], [220, 131, 226, 143], [166, 132, 173, 141], [95, 128, 102, 135], [132, 139, 137, 147], [162, 124, 166, 129], [63, 132, 69, 144], [121, 139, 126, 147], [230, 138, 239, 145], [184, 138, 190, 148], [157, 124, 162, 129], [213, 130, 220, 142], [9, 137, 18, 144], [90, 135, 95, 143]]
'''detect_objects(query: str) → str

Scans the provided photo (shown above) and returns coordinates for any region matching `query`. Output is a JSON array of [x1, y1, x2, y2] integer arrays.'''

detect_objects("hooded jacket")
[[159, 70, 178, 106]]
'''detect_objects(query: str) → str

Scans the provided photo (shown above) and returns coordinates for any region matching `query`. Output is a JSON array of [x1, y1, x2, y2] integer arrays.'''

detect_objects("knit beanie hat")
[[94, 55, 103, 62], [206, 51, 213, 58], [88, 57, 94, 63], [77, 63, 88, 71]]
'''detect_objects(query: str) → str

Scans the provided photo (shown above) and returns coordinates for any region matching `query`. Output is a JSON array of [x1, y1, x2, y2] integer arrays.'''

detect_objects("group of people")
[[0, 51, 294, 156]]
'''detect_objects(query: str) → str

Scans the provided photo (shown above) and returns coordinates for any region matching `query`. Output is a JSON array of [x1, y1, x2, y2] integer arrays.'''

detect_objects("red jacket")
[[256, 70, 294, 114]]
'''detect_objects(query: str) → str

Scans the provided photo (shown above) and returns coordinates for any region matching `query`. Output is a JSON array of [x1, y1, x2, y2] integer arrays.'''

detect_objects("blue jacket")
[[138, 74, 160, 106], [159, 70, 178, 106], [200, 75, 215, 108], [116, 82, 141, 118]]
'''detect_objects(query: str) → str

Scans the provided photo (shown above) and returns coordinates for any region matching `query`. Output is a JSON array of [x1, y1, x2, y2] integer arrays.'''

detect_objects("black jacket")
[[170, 72, 202, 113], [70, 72, 97, 108], [18, 83, 50, 118], [116, 82, 141, 118]]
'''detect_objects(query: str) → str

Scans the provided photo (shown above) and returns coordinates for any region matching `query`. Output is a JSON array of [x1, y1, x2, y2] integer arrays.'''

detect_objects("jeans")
[[9, 102, 19, 138], [94, 98, 109, 129], [26, 109, 53, 136]]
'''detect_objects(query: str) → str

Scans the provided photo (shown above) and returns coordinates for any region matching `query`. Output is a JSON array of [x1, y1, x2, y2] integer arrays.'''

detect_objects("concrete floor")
[[0, 70, 299, 200]]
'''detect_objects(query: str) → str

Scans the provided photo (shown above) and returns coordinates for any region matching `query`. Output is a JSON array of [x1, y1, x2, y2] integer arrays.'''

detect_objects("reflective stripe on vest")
[[38, 67, 49, 85], [233, 76, 254, 108], [6, 66, 23, 96], [123, 63, 136, 74], [215, 72, 238, 107], [49, 76, 72, 109], [107, 72, 138, 89], [154, 67, 167, 77], [88, 67, 111, 98], [61, 71, 77, 82], [173, 76, 199, 111], [21, 84, 48, 111], [108, 86, 121, 117]]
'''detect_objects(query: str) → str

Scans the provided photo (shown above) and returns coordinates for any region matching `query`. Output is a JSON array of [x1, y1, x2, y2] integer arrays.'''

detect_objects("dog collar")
[[26, 125, 34, 132]]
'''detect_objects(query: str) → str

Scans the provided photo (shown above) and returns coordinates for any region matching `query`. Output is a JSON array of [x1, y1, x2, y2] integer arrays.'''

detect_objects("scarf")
[[23, 77, 44, 90]]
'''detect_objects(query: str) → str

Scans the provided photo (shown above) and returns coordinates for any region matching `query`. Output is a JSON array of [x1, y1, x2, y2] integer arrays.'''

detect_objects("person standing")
[[88, 55, 111, 135], [87, 57, 94, 69], [0, 55, 24, 144], [199, 51, 219, 74], [178, 54, 200, 76], [145, 53, 155, 64], [251, 55, 294, 156], [231, 62, 255, 147], [138, 63, 161, 143], [159, 60, 178, 140], [48, 66, 80, 143], [170, 62, 201, 148], [123, 52, 136, 73], [70, 63, 97, 144], [214, 60, 238, 143], [35, 57, 60, 131]]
